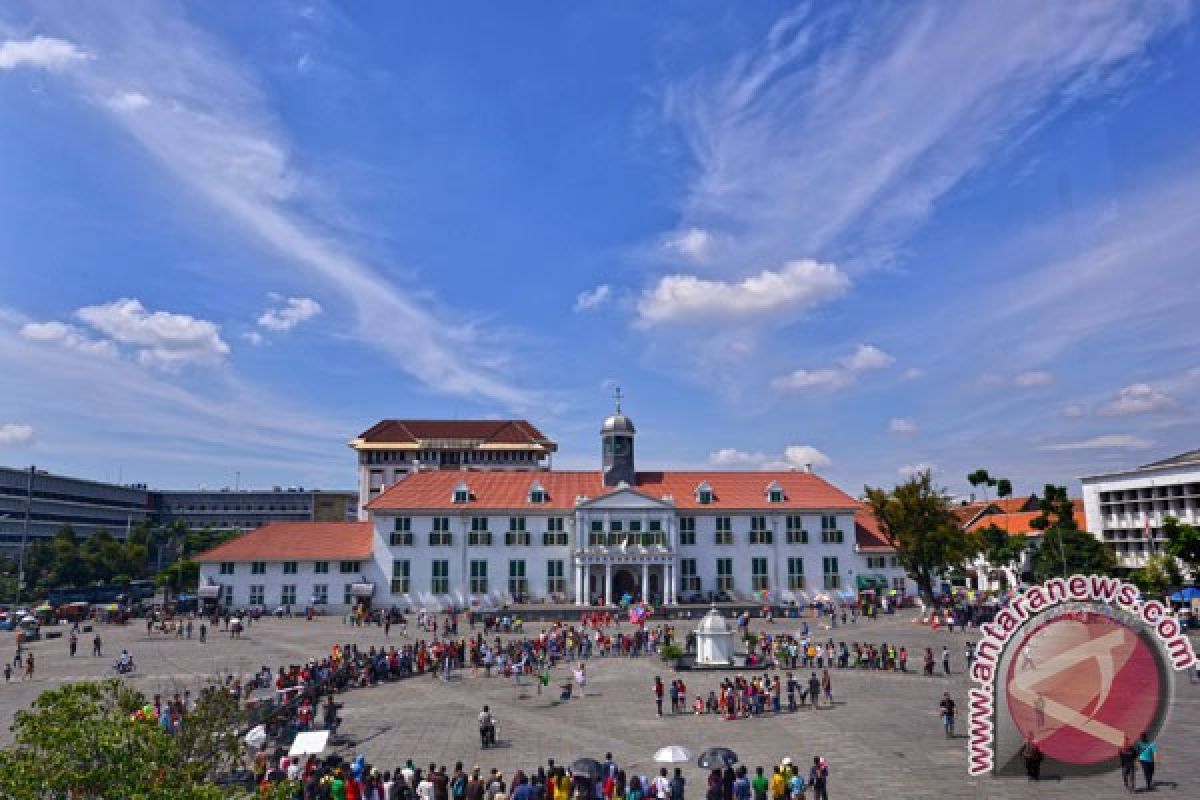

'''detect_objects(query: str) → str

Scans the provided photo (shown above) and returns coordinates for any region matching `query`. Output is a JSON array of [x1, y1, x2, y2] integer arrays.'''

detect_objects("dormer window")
[[452, 480, 470, 504], [696, 481, 713, 505], [528, 481, 547, 504], [766, 481, 784, 504]]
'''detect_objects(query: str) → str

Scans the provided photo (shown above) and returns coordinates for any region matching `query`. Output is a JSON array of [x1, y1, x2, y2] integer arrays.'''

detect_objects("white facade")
[[1082, 450, 1200, 570], [372, 494, 907, 610], [198, 556, 385, 611]]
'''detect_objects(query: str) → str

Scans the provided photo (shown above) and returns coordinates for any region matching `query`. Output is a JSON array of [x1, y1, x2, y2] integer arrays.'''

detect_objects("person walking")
[[23, 652, 34, 681], [653, 676, 665, 717], [941, 646, 951, 675], [1118, 737, 1138, 792], [807, 673, 820, 710], [670, 768, 685, 800], [1020, 736, 1043, 781], [1135, 731, 1157, 791], [93, 634, 102, 657], [69, 632, 77, 658], [939, 692, 956, 738], [807, 759, 827, 800], [820, 670, 832, 706]]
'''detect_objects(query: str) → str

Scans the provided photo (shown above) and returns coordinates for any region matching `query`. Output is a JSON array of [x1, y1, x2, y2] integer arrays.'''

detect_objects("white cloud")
[[21, 5, 537, 410], [1099, 383, 1174, 416], [1014, 370, 1053, 387], [898, 462, 935, 477], [0, 423, 34, 446], [708, 444, 831, 470], [903, 367, 925, 380], [0, 36, 88, 71], [573, 285, 611, 313], [257, 295, 322, 332], [662, 2, 1187, 271], [74, 298, 229, 369], [636, 259, 849, 326], [241, 331, 265, 346], [772, 343, 894, 392], [1062, 404, 1085, 418], [1039, 434, 1153, 452], [20, 320, 118, 357], [663, 227, 714, 261], [889, 417, 918, 435], [106, 91, 150, 112]]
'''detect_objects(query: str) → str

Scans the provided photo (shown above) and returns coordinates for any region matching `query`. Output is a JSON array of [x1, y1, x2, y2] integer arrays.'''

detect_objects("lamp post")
[[12, 465, 34, 607]]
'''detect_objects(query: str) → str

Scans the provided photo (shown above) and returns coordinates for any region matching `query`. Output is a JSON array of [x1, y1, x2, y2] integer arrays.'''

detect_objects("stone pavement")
[[2, 610, 1196, 799]]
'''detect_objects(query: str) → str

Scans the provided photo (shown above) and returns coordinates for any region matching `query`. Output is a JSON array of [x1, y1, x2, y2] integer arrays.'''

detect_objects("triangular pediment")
[[577, 485, 676, 510]]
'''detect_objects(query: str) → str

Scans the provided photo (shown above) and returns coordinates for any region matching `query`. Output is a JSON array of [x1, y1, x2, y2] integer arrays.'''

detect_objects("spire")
[[613, 385, 623, 414]]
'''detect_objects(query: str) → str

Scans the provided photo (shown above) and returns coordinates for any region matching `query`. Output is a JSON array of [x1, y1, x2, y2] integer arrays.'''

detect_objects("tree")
[[1162, 515, 1200, 577], [0, 680, 229, 799], [967, 469, 996, 503], [865, 470, 980, 603], [1029, 528, 1116, 581], [995, 478, 1013, 501], [977, 524, 1028, 568], [1130, 553, 1184, 596]]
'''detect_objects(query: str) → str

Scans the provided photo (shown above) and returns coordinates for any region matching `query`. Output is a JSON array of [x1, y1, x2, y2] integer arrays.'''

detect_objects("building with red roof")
[[198, 399, 911, 613]]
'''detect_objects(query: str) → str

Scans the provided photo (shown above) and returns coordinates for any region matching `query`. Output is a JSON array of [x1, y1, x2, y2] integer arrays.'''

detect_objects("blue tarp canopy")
[[1169, 587, 1200, 603]]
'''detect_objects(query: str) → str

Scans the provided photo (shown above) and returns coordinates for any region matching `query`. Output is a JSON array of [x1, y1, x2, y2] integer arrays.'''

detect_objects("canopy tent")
[[1169, 587, 1200, 603], [653, 746, 692, 764], [289, 730, 330, 757]]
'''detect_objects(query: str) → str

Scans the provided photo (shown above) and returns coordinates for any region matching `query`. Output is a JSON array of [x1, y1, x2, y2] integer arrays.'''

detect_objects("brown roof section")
[[367, 470, 860, 512], [354, 419, 555, 449], [964, 500, 1087, 536], [195, 522, 374, 562], [854, 508, 897, 553]]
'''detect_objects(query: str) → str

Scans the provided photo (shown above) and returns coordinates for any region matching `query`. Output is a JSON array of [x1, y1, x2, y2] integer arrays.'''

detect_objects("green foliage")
[[1029, 528, 1117, 581], [1163, 515, 1200, 573], [865, 470, 980, 602], [156, 560, 200, 591], [661, 644, 684, 662], [1130, 553, 1184, 596], [977, 524, 1028, 567], [0, 680, 229, 799], [995, 478, 1013, 500], [1029, 484, 1078, 531], [967, 469, 994, 502]]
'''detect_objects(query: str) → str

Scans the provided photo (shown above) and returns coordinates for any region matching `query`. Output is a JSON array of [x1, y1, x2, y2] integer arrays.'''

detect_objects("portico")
[[574, 555, 676, 606]]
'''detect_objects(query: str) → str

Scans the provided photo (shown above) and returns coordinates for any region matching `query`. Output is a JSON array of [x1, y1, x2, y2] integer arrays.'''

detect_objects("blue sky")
[[1, 1, 1198, 500]]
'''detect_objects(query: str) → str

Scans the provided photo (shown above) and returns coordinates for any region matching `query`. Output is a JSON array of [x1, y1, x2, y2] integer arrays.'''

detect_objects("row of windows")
[[240, 583, 354, 607], [391, 557, 845, 594], [388, 528, 846, 548], [219, 560, 360, 575], [167, 504, 311, 513]]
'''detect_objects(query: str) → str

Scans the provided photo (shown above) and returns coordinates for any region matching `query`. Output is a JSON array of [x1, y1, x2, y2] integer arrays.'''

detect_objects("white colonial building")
[[197, 403, 911, 612], [1082, 448, 1200, 571]]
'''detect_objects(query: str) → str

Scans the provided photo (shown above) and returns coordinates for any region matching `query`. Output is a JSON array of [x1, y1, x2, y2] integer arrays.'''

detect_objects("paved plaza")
[[2, 610, 1197, 799]]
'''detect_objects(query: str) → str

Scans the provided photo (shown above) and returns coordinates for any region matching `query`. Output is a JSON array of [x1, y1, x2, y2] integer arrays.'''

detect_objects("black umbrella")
[[696, 747, 738, 769], [571, 758, 604, 779]]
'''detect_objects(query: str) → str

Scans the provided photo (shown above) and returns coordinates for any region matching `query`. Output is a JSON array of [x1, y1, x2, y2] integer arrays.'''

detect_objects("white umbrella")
[[654, 745, 692, 764], [243, 724, 267, 749]]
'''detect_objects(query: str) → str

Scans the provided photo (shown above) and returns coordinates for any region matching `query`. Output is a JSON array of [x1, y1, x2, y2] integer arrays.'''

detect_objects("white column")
[[604, 562, 613, 606], [665, 563, 674, 605], [642, 562, 650, 602], [575, 564, 584, 605]]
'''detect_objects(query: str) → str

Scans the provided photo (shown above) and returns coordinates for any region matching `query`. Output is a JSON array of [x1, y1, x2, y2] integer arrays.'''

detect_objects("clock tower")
[[601, 388, 636, 487]]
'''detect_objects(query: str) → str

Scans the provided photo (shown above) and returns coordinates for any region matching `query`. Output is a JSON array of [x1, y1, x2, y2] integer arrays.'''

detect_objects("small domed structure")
[[694, 605, 735, 666], [601, 411, 636, 434]]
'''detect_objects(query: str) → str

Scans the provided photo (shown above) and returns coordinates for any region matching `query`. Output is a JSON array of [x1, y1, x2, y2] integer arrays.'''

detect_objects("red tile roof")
[[353, 419, 555, 449], [195, 522, 374, 562], [854, 509, 896, 553], [964, 500, 1087, 536], [994, 496, 1038, 513], [367, 470, 860, 512]]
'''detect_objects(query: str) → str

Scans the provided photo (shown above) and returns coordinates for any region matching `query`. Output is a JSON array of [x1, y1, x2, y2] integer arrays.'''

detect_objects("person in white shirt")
[[418, 773, 436, 800]]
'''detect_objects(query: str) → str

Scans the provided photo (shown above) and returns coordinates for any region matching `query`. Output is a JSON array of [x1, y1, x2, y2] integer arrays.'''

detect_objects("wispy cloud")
[[257, 295, 322, 332], [573, 284, 611, 313], [0, 36, 88, 71], [0, 423, 34, 447], [0, 6, 538, 409], [637, 258, 849, 327], [662, 227, 714, 262], [708, 444, 831, 470], [889, 417, 918, 435], [1039, 434, 1153, 451], [772, 344, 894, 392], [1098, 383, 1175, 416], [1013, 370, 1053, 388], [662, 2, 1189, 270]]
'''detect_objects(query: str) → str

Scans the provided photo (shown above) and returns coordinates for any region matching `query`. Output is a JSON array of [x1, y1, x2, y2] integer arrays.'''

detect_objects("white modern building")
[[198, 402, 911, 612], [349, 419, 557, 516], [1082, 448, 1200, 571]]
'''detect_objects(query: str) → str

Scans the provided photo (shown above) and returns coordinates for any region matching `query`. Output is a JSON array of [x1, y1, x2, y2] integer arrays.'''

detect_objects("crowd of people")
[[254, 750, 832, 800]]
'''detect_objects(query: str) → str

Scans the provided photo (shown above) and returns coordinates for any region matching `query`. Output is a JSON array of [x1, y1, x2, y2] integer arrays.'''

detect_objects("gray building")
[[0, 465, 152, 549], [0, 464, 356, 554], [152, 487, 356, 531]]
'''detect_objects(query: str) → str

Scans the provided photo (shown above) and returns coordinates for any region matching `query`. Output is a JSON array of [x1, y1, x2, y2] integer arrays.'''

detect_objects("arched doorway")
[[612, 568, 638, 602]]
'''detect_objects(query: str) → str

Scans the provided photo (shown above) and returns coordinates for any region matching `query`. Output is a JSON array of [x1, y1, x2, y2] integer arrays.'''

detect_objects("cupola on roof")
[[601, 388, 636, 434]]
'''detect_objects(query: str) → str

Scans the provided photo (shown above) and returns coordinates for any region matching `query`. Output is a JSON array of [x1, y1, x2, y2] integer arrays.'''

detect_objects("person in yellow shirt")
[[769, 766, 787, 800]]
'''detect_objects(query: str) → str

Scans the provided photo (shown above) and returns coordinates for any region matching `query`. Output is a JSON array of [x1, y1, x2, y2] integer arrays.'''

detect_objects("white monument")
[[694, 606, 736, 666]]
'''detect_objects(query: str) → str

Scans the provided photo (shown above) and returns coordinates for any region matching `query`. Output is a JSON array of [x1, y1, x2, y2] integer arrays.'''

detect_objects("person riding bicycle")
[[116, 649, 134, 673], [478, 704, 496, 748]]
